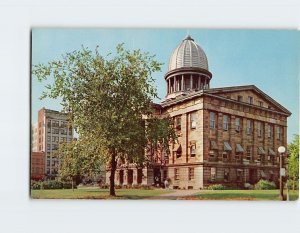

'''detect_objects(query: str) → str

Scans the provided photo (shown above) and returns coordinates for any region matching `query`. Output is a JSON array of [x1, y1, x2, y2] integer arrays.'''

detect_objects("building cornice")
[[164, 67, 212, 80], [160, 85, 291, 117]]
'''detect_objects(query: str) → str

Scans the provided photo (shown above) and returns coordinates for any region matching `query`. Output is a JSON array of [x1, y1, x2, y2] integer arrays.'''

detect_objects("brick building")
[[31, 151, 45, 180], [33, 108, 73, 178], [106, 35, 291, 189], [31, 122, 38, 152]]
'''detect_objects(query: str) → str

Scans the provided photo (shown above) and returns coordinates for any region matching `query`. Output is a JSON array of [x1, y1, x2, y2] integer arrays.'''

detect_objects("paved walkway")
[[158, 189, 200, 197]]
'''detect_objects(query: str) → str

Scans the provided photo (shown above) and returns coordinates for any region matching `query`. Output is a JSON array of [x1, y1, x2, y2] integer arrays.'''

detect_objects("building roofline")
[[206, 85, 291, 116], [160, 85, 291, 116]]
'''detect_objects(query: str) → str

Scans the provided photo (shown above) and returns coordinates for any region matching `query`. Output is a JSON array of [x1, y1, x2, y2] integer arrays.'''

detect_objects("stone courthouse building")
[[107, 35, 291, 189]]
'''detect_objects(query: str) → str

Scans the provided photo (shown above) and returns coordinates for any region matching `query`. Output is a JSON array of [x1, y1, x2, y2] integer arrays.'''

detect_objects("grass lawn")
[[186, 189, 299, 201], [31, 188, 299, 200], [31, 188, 172, 199]]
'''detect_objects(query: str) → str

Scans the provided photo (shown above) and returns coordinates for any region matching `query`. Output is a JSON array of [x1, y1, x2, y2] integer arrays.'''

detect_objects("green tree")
[[57, 137, 106, 190], [33, 44, 175, 196], [287, 134, 299, 190]]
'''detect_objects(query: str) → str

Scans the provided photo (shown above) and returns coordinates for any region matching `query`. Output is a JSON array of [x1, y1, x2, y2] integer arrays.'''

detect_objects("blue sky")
[[31, 29, 299, 143]]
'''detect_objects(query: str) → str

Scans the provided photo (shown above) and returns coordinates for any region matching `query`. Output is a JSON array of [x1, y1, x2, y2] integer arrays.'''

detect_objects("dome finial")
[[184, 34, 194, 41]]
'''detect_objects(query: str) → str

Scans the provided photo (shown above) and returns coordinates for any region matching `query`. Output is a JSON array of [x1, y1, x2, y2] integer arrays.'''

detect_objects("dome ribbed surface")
[[168, 35, 208, 71]]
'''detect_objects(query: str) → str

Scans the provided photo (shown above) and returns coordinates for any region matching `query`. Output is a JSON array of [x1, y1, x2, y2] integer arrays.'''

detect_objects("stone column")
[[168, 79, 170, 94], [123, 169, 128, 185], [105, 170, 110, 185], [181, 75, 184, 91], [132, 168, 138, 185], [115, 170, 120, 185], [198, 75, 200, 89], [172, 76, 175, 93], [230, 115, 236, 162], [253, 121, 258, 163], [143, 168, 154, 185], [190, 74, 193, 89], [217, 113, 223, 161]]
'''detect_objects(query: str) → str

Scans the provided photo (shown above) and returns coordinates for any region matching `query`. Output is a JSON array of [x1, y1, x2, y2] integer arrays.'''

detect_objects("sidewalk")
[[158, 189, 200, 198]]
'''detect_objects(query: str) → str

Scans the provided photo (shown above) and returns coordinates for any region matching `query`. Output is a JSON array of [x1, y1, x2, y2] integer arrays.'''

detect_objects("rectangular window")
[[60, 121, 67, 128], [174, 168, 179, 180], [267, 124, 273, 138], [258, 101, 263, 107], [210, 112, 215, 129], [237, 95, 243, 102], [211, 167, 216, 181], [190, 144, 196, 157], [246, 146, 252, 161], [52, 129, 59, 134], [235, 118, 241, 132], [175, 116, 181, 130], [276, 126, 282, 140], [246, 120, 253, 135], [52, 121, 59, 127], [223, 114, 229, 131], [47, 136, 51, 142], [222, 152, 228, 160], [188, 168, 194, 180], [190, 112, 196, 129], [163, 170, 168, 180], [224, 168, 229, 182], [236, 170, 242, 182], [52, 144, 58, 150], [248, 96, 253, 104], [257, 122, 262, 137]]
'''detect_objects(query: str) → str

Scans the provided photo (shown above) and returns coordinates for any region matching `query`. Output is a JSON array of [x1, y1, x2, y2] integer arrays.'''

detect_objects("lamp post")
[[278, 146, 286, 201]]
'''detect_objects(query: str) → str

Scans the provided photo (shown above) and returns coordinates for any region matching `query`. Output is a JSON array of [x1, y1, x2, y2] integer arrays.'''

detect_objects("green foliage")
[[57, 139, 105, 182], [32, 44, 175, 196], [145, 117, 177, 164], [207, 184, 226, 190], [288, 134, 299, 190], [31, 180, 75, 190], [254, 179, 276, 190]]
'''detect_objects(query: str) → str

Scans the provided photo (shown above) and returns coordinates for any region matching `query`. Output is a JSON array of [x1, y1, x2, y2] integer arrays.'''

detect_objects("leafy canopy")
[[33, 44, 170, 165], [287, 134, 299, 190]]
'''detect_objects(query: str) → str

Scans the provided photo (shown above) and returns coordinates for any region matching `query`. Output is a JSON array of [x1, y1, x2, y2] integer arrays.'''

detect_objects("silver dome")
[[168, 35, 209, 71]]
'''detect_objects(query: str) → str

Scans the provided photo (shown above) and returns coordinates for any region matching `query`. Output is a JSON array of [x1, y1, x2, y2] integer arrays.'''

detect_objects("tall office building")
[[34, 108, 73, 177], [32, 122, 38, 152]]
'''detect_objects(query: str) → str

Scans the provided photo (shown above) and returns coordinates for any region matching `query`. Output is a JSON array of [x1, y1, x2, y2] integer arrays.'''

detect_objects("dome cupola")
[[165, 35, 212, 99], [168, 35, 209, 71]]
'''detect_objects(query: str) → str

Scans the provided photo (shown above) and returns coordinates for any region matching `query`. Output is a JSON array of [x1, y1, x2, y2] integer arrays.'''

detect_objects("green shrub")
[[31, 181, 42, 190], [207, 184, 226, 190], [30, 180, 75, 190], [254, 179, 276, 190]]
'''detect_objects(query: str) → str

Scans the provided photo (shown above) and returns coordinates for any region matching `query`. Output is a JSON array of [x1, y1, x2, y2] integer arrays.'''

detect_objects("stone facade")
[[105, 35, 291, 189]]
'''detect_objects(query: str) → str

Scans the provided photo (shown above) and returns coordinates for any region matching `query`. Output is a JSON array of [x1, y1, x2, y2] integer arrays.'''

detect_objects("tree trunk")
[[109, 151, 117, 196], [72, 178, 74, 192]]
